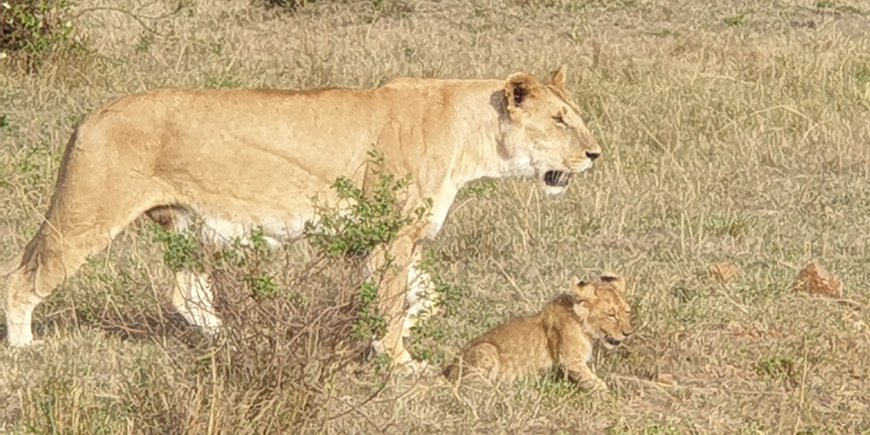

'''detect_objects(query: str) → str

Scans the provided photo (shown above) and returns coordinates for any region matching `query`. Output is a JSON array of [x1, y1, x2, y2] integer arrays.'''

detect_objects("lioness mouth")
[[604, 337, 622, 347], [543, 170, 572, 187]]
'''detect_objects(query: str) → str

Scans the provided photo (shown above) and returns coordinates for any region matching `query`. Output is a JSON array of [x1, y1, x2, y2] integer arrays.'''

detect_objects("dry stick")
[[324, 381, 390, 426], [611, 374, 788, 397], [714, 105, 814, 138], [67, 2, 185, 36], [636, 120, 691, 188], [818, 297, 867, 310], [495, 262, 534, 307], [370, 380, 431, 405], [611, 374, 679, 400], [448, 384, 483, 421], [792, 338, 811, 435], [324, 398, 384, 434], [713, 282, 750, 315], [446, 196, 476, 218], [206, 351, 218, 435]]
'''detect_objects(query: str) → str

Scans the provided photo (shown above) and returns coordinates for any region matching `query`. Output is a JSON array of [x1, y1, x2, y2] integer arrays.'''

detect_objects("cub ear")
[[504, 72, 541, 112], [600, 271, 626, 292], [572, 278, 595, 301], [551, 65, 567, 89]]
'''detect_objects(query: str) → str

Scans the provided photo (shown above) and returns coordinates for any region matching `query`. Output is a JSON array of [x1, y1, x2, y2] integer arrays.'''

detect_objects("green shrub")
[[304, 149, 432, 258], [0, 0, 76, 55], [145, 149, 434, 428], [258, 0, 315, 11]]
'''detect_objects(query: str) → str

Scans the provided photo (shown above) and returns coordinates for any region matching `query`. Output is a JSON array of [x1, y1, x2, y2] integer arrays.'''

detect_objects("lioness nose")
[[586, 151, 601, 161]]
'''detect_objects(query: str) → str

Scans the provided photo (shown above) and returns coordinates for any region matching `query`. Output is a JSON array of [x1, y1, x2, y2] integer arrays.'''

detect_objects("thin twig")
[[324, 375, 390, 422], [712, 283, 750, 314], [496, 262, 534, 307], [67, 2, 185, 36], [611, 374, 788, 397]]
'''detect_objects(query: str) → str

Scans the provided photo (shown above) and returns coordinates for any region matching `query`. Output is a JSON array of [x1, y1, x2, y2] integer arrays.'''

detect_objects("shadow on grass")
[[0, 306, 211, 349]]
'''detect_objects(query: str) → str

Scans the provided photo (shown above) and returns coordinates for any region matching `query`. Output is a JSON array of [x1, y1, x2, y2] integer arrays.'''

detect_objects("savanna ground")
[[1, 0, 869, 433]]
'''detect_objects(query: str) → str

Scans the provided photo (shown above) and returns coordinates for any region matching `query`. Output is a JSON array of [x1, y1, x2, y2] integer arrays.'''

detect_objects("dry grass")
[[2, 0, 870, 433]]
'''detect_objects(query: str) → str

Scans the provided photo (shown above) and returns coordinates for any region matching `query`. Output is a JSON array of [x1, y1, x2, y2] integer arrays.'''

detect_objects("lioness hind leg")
[[145, 206, 222, 336], [171, 270, 221, 335], [5, 202, 157, 347], [4, 127, 172, 347], [5, 257, 44, 347]]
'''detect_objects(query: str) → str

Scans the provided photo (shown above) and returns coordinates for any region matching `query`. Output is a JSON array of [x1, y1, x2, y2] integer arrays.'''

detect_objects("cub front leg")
[[558, 329, 608, 392], [563, 360, 609, 392]]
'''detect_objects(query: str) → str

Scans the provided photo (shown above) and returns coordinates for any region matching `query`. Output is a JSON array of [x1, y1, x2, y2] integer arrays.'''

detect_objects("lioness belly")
[[200, 215, 306, 248], [146, 204, 309, 248]]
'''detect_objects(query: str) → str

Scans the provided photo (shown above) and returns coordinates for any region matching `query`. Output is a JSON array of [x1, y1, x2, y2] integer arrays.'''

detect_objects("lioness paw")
[[396, 359, 435, 378], [9, 338, 44, 349]]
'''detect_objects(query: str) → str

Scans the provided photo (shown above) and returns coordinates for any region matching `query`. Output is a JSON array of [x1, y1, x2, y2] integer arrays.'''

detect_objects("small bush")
[[258, 0, 315, 11], [141, 150, 432, 430], [304, 150, 432, 258], [0, 0, 76, 55]]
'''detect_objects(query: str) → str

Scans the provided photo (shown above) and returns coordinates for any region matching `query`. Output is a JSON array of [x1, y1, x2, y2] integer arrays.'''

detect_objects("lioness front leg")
[[368, 228, 426, 373], [402, 249, 440, 339], [146, 206, 222, 336]]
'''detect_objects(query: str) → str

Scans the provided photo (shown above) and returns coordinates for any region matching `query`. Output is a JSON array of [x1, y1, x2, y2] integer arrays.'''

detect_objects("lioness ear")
[[551, 65, 567, 89], [504, 72, 541, 112]]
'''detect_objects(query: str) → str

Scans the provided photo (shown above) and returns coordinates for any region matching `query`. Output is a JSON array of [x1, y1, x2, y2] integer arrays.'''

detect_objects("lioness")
[[443, 273, 633, 390], [2, 67, 601, 371]]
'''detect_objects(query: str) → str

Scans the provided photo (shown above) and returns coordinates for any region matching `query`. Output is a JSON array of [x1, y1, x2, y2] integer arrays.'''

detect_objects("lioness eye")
[[553, 115, 568, 126]]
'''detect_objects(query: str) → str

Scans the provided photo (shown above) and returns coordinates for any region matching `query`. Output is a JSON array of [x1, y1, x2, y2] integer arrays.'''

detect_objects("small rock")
[[793, 262, 843, 298], [710, 261, 741, 283], [657, 373, 676, 385]]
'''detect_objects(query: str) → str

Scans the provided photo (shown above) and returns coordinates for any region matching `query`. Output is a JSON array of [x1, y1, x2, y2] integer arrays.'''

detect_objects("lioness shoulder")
[[443, 272, 634, 391]]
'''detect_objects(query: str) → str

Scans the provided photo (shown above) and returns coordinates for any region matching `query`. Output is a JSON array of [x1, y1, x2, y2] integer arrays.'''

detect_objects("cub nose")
[[586, 151, 601, 161]]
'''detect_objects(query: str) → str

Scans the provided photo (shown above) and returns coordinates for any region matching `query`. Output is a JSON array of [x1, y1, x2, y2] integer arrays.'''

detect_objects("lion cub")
[[443, 273, 633, 391]]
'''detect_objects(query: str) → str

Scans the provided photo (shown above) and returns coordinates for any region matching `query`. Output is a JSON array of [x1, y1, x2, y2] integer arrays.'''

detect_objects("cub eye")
[[553, 115, 568, 127]]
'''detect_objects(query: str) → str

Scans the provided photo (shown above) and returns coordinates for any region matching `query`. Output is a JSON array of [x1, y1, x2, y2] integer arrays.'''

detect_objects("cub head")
[[571, 272, 634, 350], [499, 66, 602, 196]]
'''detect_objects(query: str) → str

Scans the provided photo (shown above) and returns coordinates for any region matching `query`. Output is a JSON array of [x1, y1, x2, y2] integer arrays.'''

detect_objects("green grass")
[[2, 0, 869, 433]]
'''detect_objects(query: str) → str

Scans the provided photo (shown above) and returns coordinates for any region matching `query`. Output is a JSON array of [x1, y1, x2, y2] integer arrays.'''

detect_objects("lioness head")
[[500, 66, 602, 196], [571, 272, 634, 350]]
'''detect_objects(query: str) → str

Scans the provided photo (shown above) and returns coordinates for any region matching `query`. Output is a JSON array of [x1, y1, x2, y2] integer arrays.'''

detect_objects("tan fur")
[[2, 67, 601, 371], [443, 273, 633, 391]]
